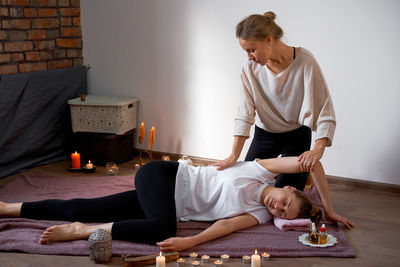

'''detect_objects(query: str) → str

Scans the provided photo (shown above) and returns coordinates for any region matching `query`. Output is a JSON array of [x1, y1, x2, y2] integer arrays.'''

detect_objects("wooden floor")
[[1, 159, 400, 267]]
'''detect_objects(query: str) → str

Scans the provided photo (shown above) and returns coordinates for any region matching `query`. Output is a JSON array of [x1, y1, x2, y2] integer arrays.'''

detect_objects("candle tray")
[[68, 166, 96, 173]]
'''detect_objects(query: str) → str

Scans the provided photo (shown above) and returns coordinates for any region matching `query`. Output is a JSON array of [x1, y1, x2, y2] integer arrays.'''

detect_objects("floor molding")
[[137, 150, 400, 195]]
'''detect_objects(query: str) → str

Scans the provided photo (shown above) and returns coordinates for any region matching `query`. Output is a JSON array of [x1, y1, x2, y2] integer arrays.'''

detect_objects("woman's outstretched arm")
[[157, 213, 258, 252], [257, 157, 354, 229]]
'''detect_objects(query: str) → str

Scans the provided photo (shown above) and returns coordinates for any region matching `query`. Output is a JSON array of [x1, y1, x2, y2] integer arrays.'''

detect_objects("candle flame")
[[255, 249, 258, 255], [159, 252, 162, 256], [74, 151, 78, 155], [88, 160, 91, 164]]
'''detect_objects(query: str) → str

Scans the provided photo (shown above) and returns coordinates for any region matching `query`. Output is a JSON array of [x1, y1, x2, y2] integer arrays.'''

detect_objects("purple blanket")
[[0, 174, 355, 257]]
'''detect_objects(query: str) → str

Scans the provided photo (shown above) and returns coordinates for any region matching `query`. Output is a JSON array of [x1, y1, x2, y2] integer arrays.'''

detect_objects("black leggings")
[[245, 125, 311, 191], [20, 161, 179, 244]]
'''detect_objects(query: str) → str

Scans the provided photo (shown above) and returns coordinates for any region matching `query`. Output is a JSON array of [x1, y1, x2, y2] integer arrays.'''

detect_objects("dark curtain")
[[0, 66, 87, 178]]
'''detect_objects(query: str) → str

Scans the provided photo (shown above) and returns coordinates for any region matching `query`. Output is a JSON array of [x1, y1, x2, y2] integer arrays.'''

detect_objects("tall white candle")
[[156, 252, 166, 267], [251, 250, 260, 267]]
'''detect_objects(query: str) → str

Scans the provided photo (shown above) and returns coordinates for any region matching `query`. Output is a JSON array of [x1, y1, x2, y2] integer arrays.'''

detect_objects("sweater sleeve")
[[299, 59, 336, 146], [234, 67, 256, 137]]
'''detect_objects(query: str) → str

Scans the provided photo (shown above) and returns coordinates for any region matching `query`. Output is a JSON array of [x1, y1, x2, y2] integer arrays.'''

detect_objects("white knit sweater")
[[234, 48, 336, 146]]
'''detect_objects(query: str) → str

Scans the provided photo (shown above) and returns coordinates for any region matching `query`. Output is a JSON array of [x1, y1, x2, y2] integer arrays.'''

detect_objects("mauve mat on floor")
[[0, 173, 355, 257]]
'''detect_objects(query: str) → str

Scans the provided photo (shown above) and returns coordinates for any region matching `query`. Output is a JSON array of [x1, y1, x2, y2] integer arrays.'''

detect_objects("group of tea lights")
[[171, 250, 270, 267]]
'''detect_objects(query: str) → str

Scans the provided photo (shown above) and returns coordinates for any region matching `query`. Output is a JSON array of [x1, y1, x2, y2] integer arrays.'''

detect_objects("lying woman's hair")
[[293, 190, 322, 224]]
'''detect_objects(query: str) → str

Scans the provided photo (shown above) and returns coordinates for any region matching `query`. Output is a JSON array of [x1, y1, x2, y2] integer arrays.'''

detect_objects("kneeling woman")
[[0, 157, 353, 252]]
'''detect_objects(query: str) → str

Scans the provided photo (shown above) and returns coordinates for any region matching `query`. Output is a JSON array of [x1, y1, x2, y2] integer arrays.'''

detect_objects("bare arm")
[[157, 213, 258, 252], [212, 136, 247, 170]]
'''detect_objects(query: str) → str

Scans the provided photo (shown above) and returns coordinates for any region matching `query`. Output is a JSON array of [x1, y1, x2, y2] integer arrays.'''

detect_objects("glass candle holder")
[[176, 258, 185, 267], [201, 255, 210, 264], [191, 260, 200, 267], [214, 259, 223, 267], [242, 255, 251, 264], [221, 254, 229, 262], [106, 162, 118, 175], [189, 252, 198, 262], [261, 252, 270, 261], [162, 155, 171, 161]]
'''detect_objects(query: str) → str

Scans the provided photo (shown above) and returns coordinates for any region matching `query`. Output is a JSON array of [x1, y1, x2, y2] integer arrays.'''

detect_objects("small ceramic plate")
[[82, 166, 96, 173], [298, 233, 337, 247]]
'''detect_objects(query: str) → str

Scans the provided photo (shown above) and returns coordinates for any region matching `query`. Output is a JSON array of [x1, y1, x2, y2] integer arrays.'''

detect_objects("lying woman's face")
[[263, 186, 300, 219]]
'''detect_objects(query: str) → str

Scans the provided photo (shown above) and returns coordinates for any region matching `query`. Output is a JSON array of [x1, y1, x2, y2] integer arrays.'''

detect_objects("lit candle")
[[71, 151, 80, 168], [261, 252, 270, 261], [86, 160, 93, 169], [156, 252, 165, 267], [242, 255, 251, 264], [191, 260, 200, 267], [149, 125, 155, 150], [251, 250, 260, 267], [201, 255, 210, 264], [176, 258, 185, 267], [189, 252, 198, 262], [214, 259, 222, 267], [162, 155, 170, 161], [221, 254, 229, 262], [139, 122, 145, 143]]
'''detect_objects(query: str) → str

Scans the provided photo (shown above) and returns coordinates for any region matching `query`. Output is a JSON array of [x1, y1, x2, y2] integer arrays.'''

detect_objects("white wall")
[[80, 0, 400, 185]]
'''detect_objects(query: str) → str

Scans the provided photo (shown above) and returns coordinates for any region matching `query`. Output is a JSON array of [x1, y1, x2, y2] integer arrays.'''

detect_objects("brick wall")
[[0, 0, 83, 75]]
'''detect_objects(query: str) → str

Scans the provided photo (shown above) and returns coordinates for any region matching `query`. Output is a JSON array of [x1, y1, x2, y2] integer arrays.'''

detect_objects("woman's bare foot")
[[39, 222, 92, 244], [0, 201, 22, 217]]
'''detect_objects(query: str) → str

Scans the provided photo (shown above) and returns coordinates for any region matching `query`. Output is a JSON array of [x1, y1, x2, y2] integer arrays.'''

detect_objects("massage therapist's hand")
[[298, 149, 323, 172], [298, 138, 328, 172], [325, 210, 355, 230], [157, 237, 195, 252], [211, 154, 238, 170]]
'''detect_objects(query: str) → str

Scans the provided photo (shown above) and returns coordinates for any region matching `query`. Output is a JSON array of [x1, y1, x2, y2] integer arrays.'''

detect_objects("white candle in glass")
[[156, 252, 165, 267], [251, 250, 260, 267]]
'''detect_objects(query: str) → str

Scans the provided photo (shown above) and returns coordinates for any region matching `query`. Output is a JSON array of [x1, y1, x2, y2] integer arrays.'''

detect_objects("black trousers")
[[20, 161, 179, 244], [245, 125, 311, 190]]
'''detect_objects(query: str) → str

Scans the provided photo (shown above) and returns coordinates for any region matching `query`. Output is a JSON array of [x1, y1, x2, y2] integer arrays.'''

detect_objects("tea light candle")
[[162, 155, 171, 161], [134, 163, 141, 169], [261, 252, 270, 261], [214, 259, 223, 267], [201, 255, 210, 264], [189, 252, 198, 262], [71, 151, 80, 169], [242, 255, 251, 264], [156, 252, 165, 267], [191, 260, 200, 267], [176, 258, 186, 267], [221, 254, 229, 262], [86, 160, 93, 169], [251, 250, 260, 267]]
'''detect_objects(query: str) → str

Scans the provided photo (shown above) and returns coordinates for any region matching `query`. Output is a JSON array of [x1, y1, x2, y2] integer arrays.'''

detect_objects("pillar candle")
[[156, 252, 165, 267], [71, 151, 80, 169], [251, 250, 260, 267], [139, 122, 145, 143]]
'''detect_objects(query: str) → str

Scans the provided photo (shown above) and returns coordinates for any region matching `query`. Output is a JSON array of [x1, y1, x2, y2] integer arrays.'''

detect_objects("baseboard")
[[135, 149, 400, 195], [326, 175, 400, 195]]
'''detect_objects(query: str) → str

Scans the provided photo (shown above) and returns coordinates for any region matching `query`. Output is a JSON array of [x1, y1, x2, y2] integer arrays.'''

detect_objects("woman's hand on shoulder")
[[211, 154, 238, 170], [325, 210, 355, 229], [157, 237, 195, 252]]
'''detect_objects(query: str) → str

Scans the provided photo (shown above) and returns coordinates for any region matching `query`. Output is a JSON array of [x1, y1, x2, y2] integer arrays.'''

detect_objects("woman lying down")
[[0, 157, 354, 252]]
